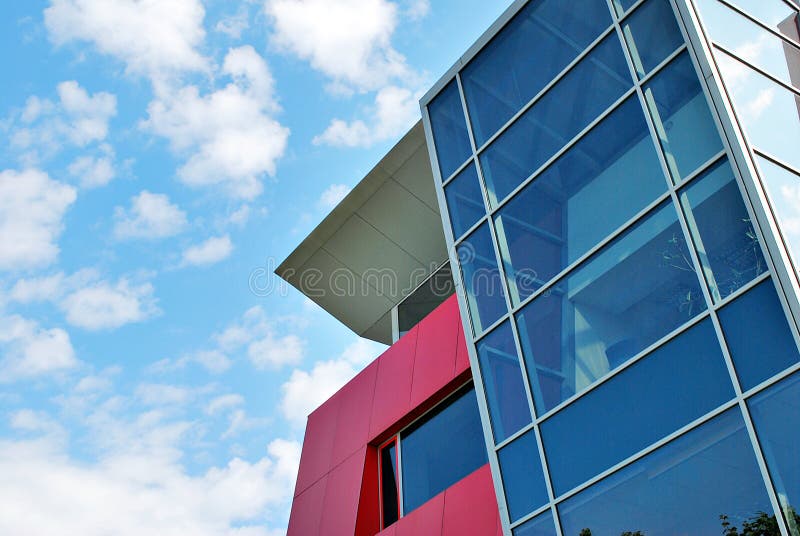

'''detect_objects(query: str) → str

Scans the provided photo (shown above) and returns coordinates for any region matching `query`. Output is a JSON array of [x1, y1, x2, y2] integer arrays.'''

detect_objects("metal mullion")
[[754, 148, 800, 178], [714, 0, 800, 52], [741, 360, 800, 402], [674, 149, 726, 186], [396, 435, 404, 517], [615, 0, 648, 19], [472, 25, 618, 156], [441, 156, 476, 187], [507, 502, 557, 531], [711, 270, 771, 310], [713, 43, 800, 98], [453, 215, 489, 247]]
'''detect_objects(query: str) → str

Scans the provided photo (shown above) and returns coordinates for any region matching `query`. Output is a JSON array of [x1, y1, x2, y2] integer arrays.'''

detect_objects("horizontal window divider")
[[637, 44, 689, 85], [753, 147, 800, 178], [549, 397, 740, 505], [494, 419, 536, 452], [675, 149, 728, 187], [506, 189, 673, 314], [442, 155, 475, 187], [714, 0, 800, 53], [488, 86, 638, 214], [472, 24, 618, 156], [616, 0, 648, 21], [713, 43, 800, 99], [532, 310, 713, 425], [712, 271, 771, 310], [741, 360, 800, 402], [454, 215, 489, 247], [508, 501, 555, 530], [471, 310, 511, 345]]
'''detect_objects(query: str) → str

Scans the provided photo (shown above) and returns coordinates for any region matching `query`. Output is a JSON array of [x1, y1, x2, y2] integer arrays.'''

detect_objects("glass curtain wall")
[[423, 0, 800, 533]]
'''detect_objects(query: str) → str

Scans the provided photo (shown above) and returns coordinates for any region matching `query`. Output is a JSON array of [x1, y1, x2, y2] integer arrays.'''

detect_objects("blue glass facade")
[[423, 0, 800, 534]]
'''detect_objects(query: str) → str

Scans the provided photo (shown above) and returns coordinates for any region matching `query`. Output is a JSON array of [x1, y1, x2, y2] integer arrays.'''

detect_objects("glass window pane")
[[462, 0, 611, 146], [719, 279, 800, 390], [516, 201, 707, 414], [749, 372, 800, 531], [479, 34, 632, 207], [679, 159, 767, 301], [495, 95, 667, 305], [513, 510, 558, 536], [612, 0, 641, 18], [558, 408, 775, 535], [724, 0, 800, 45], [380, 442, 399, 527], [697, 0, 800, 92], [458, 224, 507, 334], [643, 51, 724, 181], [497, 429, 549, 522], [717, 51, 800, 172], [400, 386, 488, 513], [756, 155, 800, 276], [477, 321, 531, 443], [540, 318, 735, 495], [445, 163, 484, 239], [622, 0, 684, 78], [429, 80, 473, 180]]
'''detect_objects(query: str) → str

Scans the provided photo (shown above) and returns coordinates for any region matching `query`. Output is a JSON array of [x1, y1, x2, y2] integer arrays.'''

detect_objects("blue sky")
[[0, 0, 508, 534]]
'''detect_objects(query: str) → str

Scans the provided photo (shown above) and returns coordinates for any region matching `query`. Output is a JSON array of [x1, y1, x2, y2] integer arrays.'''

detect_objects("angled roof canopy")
[[275, 122, 448, 344]]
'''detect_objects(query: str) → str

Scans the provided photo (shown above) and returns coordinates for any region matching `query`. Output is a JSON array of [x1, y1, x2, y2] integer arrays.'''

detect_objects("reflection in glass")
[[679, 159, 766, 301], [494, 96, 666, 305], [479, 34, 632, 206], [717, 51, 800, 171], [497, 429, 549, 522], [697, 0, 800, 92], [622, 0, 684, 78], [644, 52, 723, 182], [540, 318, 734, 495], [429, 80, 473, 180], [462, 0, 611, 146], [719, 279, 800, 390], [458, 224, 507, 334], [401, 386, 487, 514], [723, 0, 800, 45], [445, 163, 485, 239], [750, 373, 800, 533], [477, 321, 531, 443], [397, 264, 455, 337], [516, 201, 707, 414], [558, 408, 774, 535], [757, 155, 800, 276], [513, 510, 558, 536]]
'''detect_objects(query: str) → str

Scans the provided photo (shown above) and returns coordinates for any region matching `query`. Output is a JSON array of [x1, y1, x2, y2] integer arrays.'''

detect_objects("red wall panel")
[[394, 492, 444, 536], [441, 465, 499, 536], [410, 297, 460, 408], [287, 475, 328, 536], [368, 326, 417, 441], [454, 320, 471, 376], [294, 392, 341, 496], [332, 360, 379, 467], [321, 448, 370, 535]]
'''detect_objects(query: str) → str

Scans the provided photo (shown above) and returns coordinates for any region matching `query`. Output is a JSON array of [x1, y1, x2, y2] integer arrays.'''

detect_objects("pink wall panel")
[[287, 475, 328, 536], [368, 326, 418, 441], [294, 392, 341, 496], [394, 492, 444, 536], [332, 360, 379, 467], [454, 318, 471, 376], [410, 297, 460, 408], [441, 465, 499, 536], [355, 447, 381, 536], [320, 448, 369, 535]]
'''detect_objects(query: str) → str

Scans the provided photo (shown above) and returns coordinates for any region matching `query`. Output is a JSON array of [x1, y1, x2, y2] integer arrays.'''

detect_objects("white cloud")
[[113, 190, 188, 240], [227, 205, 251, 227], [314, 84, 421, 147], [0, 315, 77, 382], [206, 394, 245, 416], [44, 0, 208, 83], [318, 183, 350, 210], [405, 0, 430, 19], [215, 306, 306, 370], [215, 9, 250, 39], [142, 46, 289, 200], [56, 81, 117, 145], [265, 0, 413, 93], [136, 383, 192, 406], [0, 168, 76, 271], [68, 144, 116, 188], [60, 278, 159, 330], [181, 235, 233, 267], [280, 338, 384, 425], [148, 349, 233, 375]]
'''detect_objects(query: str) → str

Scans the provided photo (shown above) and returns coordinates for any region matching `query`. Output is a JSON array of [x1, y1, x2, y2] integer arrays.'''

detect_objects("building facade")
[[283, 1, 800, 535]]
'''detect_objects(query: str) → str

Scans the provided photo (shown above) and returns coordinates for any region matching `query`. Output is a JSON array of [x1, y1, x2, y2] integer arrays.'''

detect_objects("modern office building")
[[280, 0, 800, 534]]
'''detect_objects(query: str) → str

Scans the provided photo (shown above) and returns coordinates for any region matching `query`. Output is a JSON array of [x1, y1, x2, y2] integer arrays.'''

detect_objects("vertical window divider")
[[396, 435, 404, 518]]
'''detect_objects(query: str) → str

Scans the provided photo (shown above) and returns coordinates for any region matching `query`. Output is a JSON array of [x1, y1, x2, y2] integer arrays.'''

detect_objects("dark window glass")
[[719, 279, 800, 390], [622, 0, 684, 78], [643, 52, 723, 182], [458, 224, 507, 334], [516, 201, 707, 414], [462, 0, 611, 145], [749, 372, 800, 530], [612, 0, 640, 17], [401, 386, 488, 513], [477, 321, 531, 443], [479, 34, 632, 207], [756, 156, 800, 277], [380, 441, 399, 527], [558, 408, 775, 535], [497, 429, 549, 522], [540, 318, 735, 495], [429, 80, 473, 180], [397, 264, 455, 337], [679, 159, 767, 301], [494, 95, 666, 304], [513, 510, 558, 536], [445, 163, 484, 239]]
